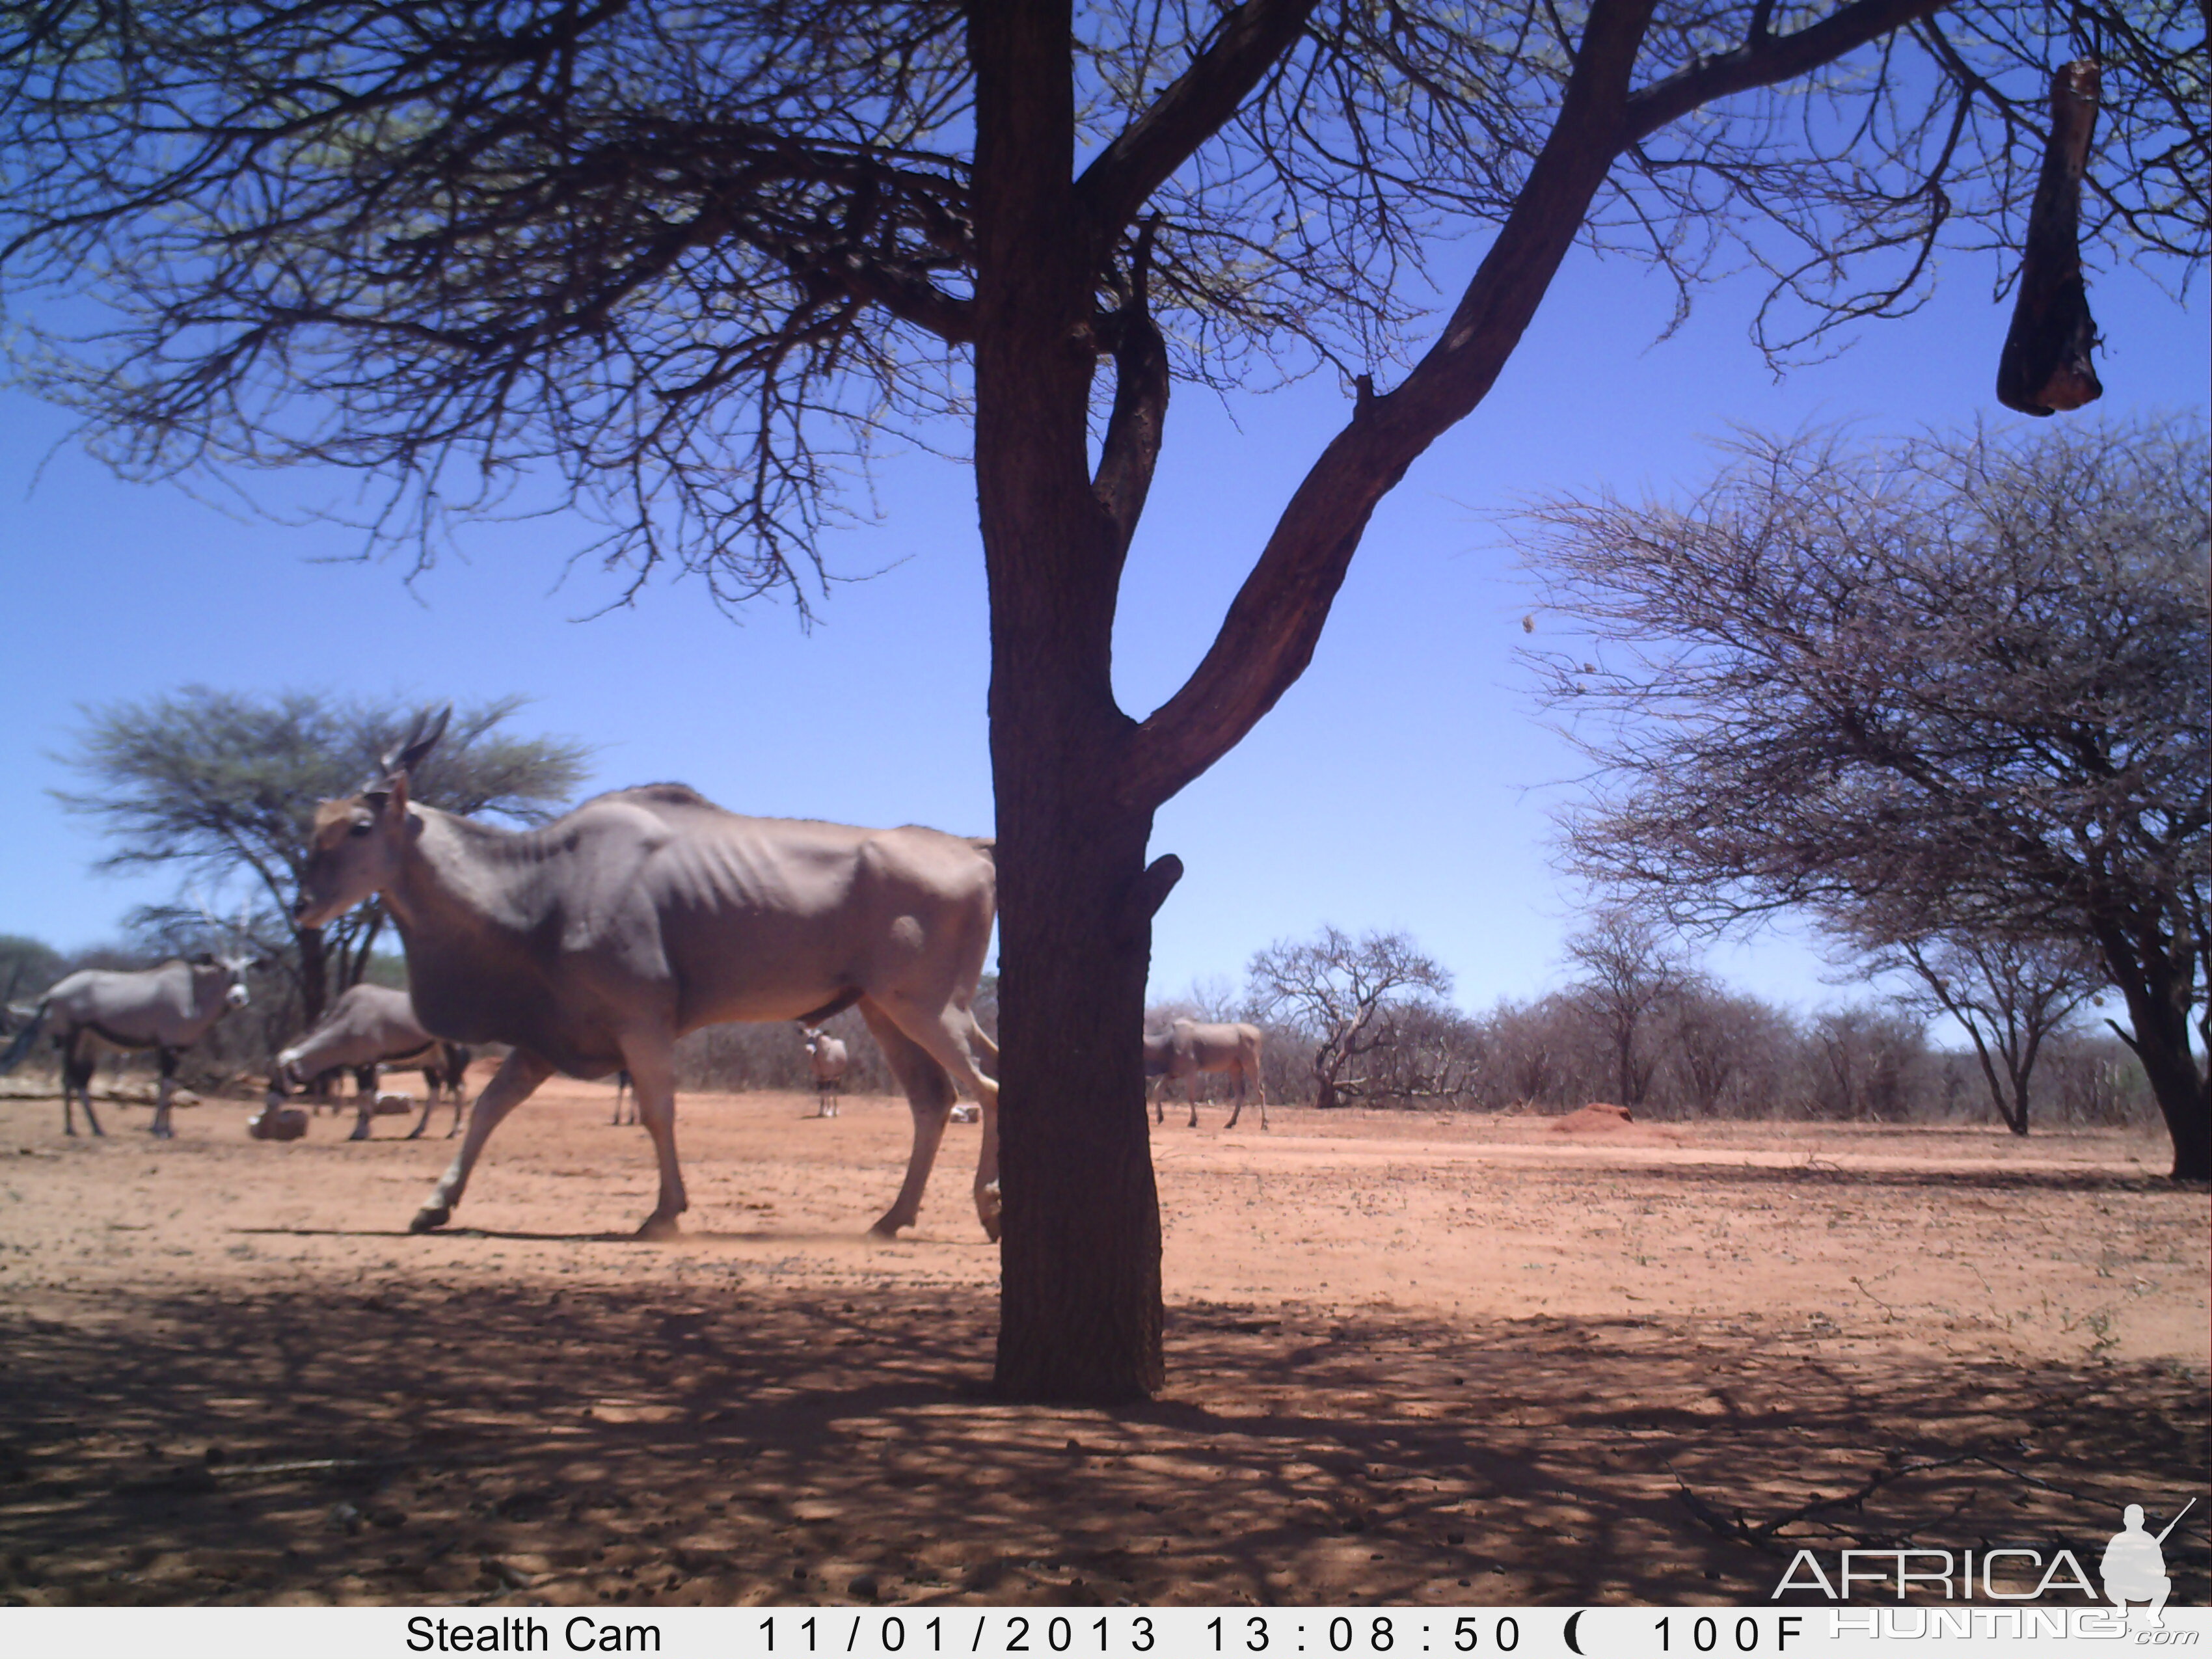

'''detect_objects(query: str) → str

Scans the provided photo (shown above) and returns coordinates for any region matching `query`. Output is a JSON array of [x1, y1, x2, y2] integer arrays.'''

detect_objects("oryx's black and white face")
[[185, 952, 260, 1014]]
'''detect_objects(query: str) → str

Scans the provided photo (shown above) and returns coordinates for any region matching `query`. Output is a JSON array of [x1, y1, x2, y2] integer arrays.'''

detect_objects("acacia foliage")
[[1520, 416, 2209, 1174], [53, 687, 592, 1023], [0, 0, 2201, 604]]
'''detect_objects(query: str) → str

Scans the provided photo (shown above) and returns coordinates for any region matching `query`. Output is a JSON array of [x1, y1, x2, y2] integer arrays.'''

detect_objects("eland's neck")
[[382, 806, 552, 956]]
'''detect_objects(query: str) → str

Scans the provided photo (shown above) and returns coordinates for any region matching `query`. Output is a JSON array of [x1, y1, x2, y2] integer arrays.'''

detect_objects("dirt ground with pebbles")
[[0, 1078, 2204, 1608]]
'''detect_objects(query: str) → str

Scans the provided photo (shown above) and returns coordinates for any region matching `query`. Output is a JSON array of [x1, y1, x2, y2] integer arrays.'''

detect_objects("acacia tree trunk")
[[2087, 917, 2209, 1181], [2113, 983, 2210, 1181], [965, 0, 1922, 1397], [972, 1, 1171, 1401], [965, 0, 1664, 1400]]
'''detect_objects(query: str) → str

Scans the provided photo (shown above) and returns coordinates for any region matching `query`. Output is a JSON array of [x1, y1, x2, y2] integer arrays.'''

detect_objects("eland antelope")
[[295, 708, 1001, 1240], [802, 1026, 850, 1117], [0, 954, 260, 1137], [1143, 1019, 1268, 1130], [257, 982, 473, 1142]]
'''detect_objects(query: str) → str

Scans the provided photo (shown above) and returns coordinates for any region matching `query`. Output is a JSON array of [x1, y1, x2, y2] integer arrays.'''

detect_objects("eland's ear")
[[381, 705, 452, 779]]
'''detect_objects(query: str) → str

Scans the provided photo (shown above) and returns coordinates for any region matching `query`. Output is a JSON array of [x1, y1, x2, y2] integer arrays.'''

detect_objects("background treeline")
[[1152, 978, 2155, 1129], [3, 916, 2155, 1128]]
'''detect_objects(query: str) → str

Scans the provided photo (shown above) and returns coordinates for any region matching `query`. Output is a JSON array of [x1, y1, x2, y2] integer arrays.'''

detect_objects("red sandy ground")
[[0, 1079, 2204, 1608]]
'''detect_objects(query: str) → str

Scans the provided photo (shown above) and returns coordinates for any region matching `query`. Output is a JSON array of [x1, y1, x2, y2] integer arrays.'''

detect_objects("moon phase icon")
[[1564, 1610, 1586, 1654]]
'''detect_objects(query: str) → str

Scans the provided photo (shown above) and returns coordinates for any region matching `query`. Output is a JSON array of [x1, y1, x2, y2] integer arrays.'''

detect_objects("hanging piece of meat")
[[1997, 61, 2105, 416]]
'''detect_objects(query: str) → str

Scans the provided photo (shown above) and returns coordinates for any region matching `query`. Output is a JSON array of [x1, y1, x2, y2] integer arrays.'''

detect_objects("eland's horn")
[[380, 704, 453, 778]]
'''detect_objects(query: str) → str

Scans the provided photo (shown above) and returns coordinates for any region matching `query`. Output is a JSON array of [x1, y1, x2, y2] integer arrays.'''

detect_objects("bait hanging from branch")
[[1996, 61, 2104, 416]]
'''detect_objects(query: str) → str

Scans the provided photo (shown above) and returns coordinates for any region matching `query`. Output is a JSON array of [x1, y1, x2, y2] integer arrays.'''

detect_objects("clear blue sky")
[[2, 237, 2204, 1018]]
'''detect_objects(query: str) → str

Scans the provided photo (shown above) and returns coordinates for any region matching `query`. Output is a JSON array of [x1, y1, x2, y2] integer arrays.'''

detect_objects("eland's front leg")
[[411, 1048, 554, 1232]]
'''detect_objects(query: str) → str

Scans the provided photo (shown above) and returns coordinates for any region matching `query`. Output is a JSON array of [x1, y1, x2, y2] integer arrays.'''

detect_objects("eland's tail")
[[0, 1004, 47, 1074]]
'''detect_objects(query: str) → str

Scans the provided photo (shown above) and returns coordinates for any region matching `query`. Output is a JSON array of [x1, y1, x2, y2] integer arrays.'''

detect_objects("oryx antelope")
[[0, 954, 260, 1137], [256, 982, 473, 1142], [1144, 1019, 1268, 1130], [802, 1026, 850, 1117], [295, 709, 1001, 1240]]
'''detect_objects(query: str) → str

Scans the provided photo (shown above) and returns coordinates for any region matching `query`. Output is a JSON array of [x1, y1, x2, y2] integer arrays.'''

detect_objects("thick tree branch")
[[1624, 0, 1959, 141], [1120, 0, 1659, 810], [1118, 0, 1984, 813], [1074, 0, 1321, 240], [1092, 221, 1169, 560]]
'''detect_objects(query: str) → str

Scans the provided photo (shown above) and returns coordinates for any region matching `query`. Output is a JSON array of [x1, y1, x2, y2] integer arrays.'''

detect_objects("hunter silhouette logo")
[[2103, 1499, 2194, 1627], [1772, 1494, 2198, 1610]]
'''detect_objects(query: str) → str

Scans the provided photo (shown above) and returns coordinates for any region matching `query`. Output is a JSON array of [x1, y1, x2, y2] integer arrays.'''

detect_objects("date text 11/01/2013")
[[750, 1611, 1814, 1656], [759, 1613, 1531, 1656]]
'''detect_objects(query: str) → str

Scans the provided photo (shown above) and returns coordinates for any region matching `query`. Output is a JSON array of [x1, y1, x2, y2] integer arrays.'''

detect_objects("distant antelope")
[[802, 1026, 850, 1117], [610, 1070, 635, 1126], [1, 952, 261, 1137], [1143, 1019, 1268, 1130], [295, 708, 1000, 1240], [257, 983, 472, 1142]]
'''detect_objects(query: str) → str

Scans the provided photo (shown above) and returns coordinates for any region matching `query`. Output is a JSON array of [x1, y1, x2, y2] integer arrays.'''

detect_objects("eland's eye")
[[349, 820, 374, 837]]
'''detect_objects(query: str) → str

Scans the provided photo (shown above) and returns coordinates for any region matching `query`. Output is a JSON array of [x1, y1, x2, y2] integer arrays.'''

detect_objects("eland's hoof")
[[150, 1126, 174, 1140], [868, 1213, 910, 1240], [409, 1206, 450, 1234], [636, 1214, 681, 1241]]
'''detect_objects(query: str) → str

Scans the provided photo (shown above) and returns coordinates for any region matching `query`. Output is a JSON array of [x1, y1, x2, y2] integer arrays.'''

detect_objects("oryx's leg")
[[151, 1048, 180, 1138], [857, 1001, 958, 1238], [865, 994, 1001, 1239], [349, 1064, 379, 1141], [411, 1048, 556, 1233], [62, 1037, 101, 1137], [406, 1070, 438, 1140], [617, 1041, 686, 1240]]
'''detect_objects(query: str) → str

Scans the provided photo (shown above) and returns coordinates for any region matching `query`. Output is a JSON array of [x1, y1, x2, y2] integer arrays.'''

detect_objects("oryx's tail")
[[0, 1005, 47, 1074]]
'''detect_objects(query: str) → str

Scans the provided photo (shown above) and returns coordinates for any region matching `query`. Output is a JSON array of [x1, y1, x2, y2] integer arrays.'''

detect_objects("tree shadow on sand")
[[0, 1282, 2202, 1608]]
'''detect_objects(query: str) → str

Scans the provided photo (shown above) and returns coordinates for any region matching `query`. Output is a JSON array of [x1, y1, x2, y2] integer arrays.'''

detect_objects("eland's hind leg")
[[859, 1000, 958, 1238], [617, 1041, 687, 1239], [411, 1048, 554, 1232], [867, 993, 1001, 1239]]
